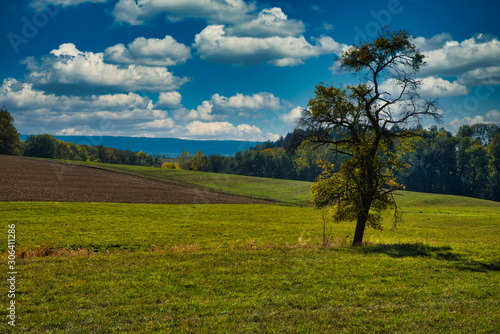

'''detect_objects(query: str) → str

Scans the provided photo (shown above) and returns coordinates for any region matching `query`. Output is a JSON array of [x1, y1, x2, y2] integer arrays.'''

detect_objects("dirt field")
[[0, 155, 266, 204]]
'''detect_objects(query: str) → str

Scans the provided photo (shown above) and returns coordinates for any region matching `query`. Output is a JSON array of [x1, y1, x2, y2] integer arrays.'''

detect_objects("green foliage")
[[23, 134, 58, 158], [399, 127, 500, 201], [20, 134, 160, 167], [0, 106, 20, 155], [190, 150, 207, 171]]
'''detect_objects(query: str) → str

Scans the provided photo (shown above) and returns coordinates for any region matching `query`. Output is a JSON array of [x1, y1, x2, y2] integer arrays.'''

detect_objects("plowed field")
[[0, 155, 266, 204]]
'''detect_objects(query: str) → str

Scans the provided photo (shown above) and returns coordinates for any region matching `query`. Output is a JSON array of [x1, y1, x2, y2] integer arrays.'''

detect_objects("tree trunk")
[[352, 196, 373, 246], [352, 213, 367, 246]]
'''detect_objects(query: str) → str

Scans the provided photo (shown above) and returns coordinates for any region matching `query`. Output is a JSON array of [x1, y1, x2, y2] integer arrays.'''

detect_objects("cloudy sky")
[[1, 0, 499, 141]]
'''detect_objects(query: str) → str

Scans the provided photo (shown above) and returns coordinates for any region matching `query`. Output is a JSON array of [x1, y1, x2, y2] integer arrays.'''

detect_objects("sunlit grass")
[[1, 160, 499, 332]]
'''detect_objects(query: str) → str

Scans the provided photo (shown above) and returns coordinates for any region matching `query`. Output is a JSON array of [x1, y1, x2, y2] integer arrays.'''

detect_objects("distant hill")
[[19, 135, 261, 157]]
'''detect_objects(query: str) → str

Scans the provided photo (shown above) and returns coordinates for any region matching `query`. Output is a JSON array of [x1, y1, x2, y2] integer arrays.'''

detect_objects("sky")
[[1, 0, 499, 141]]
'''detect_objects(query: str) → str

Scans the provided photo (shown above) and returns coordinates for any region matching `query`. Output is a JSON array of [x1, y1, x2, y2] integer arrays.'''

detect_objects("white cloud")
[[279, 106, 303, 125], [24, 43, 188, 95], [485, 109, 500, 123], [457, 66, 500, 86], [184, 121, 278, 141], [379, 76, 468, 98], [193, 25, 346, 66], [30, 0, 106, 10], [449, 115, 486, 132], [413, 33, 453, 52], [447, 110, 500, 133], [210, 92, 282, 113], [112, 0, 255, 25], [418, 76, 469, 97], [0, 78, 284, 140], [417, 34, 500, 81], [173, 101, 215, 122], [172, 92, 283, 122], [104, 35, 191, 67], [226, 7, 305, 38], [136, 118, 175, 129], [0, 78, 173, 135], [156, 91, 182, 109]]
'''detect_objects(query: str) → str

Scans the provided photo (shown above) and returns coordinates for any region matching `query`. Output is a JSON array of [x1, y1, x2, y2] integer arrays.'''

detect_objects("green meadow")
[[1, 162, 500, 333]]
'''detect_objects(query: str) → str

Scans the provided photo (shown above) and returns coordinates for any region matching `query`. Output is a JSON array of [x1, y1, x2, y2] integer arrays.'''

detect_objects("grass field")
[[1, 161, 500, 333]]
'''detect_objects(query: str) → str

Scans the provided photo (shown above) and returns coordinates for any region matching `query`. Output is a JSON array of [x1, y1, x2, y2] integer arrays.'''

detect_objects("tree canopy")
[[0, 107, 20, 155], [296, 28, 441, 245]]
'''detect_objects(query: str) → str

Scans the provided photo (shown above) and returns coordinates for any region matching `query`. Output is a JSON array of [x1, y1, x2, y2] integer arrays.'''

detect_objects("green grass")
[[1, 191, 499, 333]]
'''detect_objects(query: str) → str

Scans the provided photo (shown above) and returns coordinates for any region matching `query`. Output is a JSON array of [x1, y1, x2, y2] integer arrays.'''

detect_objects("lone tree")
[[0, 107, 20, 155], [296, 28, 440, 245]]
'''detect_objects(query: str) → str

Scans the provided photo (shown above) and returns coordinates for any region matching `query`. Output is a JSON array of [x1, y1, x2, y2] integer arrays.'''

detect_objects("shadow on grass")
[[357, 243, 500, 272]]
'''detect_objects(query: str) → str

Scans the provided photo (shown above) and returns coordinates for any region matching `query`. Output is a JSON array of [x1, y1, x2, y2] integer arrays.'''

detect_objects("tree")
[[0, 107, 20, 155], [178, 151, 192, 170], [23, 134, 57, 158], [487, 134, 500, 201], [296, 28, 440, 245], [190, 150, 207, 171]]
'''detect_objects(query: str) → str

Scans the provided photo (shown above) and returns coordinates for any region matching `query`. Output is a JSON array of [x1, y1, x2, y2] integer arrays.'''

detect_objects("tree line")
[[179, 124, 500, 202], [22, 133, 161, 167]]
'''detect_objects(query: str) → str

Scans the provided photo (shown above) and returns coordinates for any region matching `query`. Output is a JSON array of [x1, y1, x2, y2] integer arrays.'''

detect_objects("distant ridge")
[[19, 135, 261, 157]]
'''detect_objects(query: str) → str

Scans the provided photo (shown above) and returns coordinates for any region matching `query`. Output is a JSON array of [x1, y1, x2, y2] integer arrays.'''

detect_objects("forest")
[[179, 123, 500, 202]]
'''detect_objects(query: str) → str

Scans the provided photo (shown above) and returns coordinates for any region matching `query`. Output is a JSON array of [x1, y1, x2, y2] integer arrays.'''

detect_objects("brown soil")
[[0, 155, 267, 204]]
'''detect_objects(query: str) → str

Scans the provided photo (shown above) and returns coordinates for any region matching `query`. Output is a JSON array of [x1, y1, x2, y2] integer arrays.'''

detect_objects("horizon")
[[1, 0, 499, 141]]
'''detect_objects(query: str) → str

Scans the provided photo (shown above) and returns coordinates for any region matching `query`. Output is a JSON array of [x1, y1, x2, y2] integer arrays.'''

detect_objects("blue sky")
[[1, 0, 499, 141]]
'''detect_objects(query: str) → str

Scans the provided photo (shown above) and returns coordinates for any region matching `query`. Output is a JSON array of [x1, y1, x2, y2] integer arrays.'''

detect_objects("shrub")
[[161, 162, 180, 169]]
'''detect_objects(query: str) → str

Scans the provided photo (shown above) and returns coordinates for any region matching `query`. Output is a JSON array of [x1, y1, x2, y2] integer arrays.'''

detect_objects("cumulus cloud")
[[379, 76, 468, 98], [164, 92, 285, 139], [418, 77, 469, 97], [0, 78, 173, 135], [279, 106, 303, 125], [24, 43, 188, 95], [457, 66, 500, 86], [210, 92, 282, 113], [184, 121, 278, 141], [155, 91, 182, 109], [417, 34, 500, 81], [447, 110, 500, 133], [485, 109, 500, 123], [449, 115, 487, 132], [172, 92, 282, 122], [226, 7, 305, 37], [413, 33, 453, 52], [1, 78, 283, 140], [112, 0, 255, 25], [173, 101, 215, 122], [194, 25, 346, 66], [104, 35, 191, 67]]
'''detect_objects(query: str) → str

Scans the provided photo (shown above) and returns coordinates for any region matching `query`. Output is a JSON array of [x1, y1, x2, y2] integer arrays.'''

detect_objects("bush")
[[161, 162, 180, 169]]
